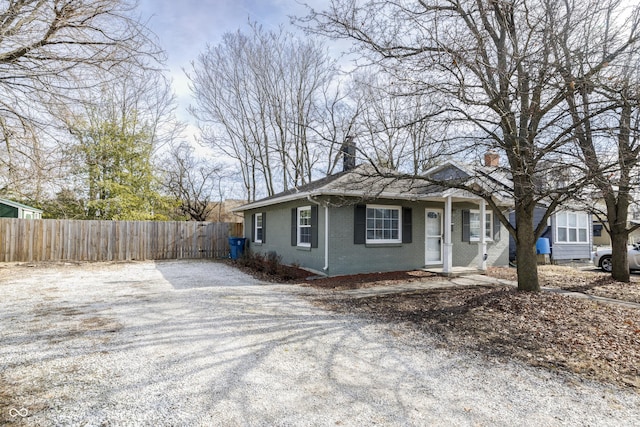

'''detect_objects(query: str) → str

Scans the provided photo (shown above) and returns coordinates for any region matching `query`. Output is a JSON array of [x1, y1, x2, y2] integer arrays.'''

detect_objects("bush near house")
[[233, 250, 308, 281]]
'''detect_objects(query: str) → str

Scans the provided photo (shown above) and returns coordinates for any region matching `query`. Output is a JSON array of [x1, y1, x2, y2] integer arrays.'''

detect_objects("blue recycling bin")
[[536, 237, 551, 255], [228, 237, 246, 259]]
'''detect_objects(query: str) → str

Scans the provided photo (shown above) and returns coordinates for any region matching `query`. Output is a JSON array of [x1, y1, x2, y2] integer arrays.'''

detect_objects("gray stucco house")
[[234, 158, 513, 276]]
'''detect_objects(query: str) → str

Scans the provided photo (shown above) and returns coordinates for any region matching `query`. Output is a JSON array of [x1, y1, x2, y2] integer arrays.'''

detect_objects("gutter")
[[306, 195, 329, 272], [232, 188, 450, 212], [231, 191, 311, 212]]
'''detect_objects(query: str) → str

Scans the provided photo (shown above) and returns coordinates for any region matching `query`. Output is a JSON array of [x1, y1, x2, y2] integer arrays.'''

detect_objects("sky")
[[136, 0, 327, 142]]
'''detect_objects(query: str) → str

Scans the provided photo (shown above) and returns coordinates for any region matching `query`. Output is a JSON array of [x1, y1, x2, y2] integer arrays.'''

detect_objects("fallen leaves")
[[312, 266, 640, 391], [487, 265, 640, 304]]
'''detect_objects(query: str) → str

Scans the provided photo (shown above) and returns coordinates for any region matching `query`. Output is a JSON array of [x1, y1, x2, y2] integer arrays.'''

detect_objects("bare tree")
[[349, 71, 410, 169], [347, 69, 448, 173], [306, 78, 360, 176], [188, 23, 339, 201], [161, 142, 232, 222], [0, 0, 162, 201], [557, 20, 640, 282], [303, 0, 640, 292], [405, 95, 452, 174]]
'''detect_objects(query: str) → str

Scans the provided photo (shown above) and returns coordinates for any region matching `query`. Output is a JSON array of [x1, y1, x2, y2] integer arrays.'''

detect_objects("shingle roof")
[[234, 162, 513, 212], [249, 166, 357, 204]]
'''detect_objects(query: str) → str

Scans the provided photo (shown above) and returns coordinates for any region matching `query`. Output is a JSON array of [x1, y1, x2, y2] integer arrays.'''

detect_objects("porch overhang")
[[233, 187, 512, 212]]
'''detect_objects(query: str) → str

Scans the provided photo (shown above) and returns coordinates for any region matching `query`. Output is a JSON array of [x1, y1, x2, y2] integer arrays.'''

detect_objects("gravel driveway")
[[1, 260, 639, 426]]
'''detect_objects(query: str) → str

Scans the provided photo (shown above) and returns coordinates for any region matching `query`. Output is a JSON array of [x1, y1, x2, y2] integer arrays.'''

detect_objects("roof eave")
[[0, 197, 43, 213], [231, 189, 416, 212], [441, 187, 513, 205], [231, 191, 313, 212], [232, 188, 512, 212]]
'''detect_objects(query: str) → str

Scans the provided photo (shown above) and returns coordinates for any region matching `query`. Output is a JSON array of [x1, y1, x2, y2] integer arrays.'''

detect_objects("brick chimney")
[[484, 150, 499, 167], [341, 135, 356, 171]]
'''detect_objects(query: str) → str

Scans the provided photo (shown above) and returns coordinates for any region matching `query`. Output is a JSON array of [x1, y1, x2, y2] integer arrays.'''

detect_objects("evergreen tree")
[[70, 113, 172, 220]]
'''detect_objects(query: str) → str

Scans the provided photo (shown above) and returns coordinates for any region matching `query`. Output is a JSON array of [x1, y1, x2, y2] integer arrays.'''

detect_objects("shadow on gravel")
[[2, 260, 638, 426], [154, 259, 264, 289], [3, 282, 448, 424], [0, 260, 496, 426]]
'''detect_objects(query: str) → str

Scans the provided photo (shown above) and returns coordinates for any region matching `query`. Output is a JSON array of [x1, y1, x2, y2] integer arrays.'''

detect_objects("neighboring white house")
[[508, 207, 593, 263], [0, 198, 43, 219]]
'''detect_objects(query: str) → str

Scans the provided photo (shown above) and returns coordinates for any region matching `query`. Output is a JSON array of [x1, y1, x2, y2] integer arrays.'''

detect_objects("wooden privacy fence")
[[0, 219, 244, 262]]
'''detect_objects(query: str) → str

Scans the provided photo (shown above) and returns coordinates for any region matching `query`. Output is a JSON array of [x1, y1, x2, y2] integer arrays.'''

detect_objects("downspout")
[[479, 198, 487, 271], [306, 195, 329, 272]]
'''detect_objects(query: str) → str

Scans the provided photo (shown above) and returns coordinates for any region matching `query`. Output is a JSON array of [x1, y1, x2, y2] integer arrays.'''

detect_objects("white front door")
[[425, 209, 443, 265]]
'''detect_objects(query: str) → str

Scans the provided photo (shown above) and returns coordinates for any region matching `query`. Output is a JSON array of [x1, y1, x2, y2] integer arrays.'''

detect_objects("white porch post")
[[323, 205, 329, 271], [479, 199, 487, 271], [443, 196, 453, 274]]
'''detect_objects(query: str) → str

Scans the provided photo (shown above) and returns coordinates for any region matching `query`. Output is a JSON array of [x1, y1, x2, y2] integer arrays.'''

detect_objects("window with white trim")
[[297, 206, 312, 247], [556, 211, 588, 243], [366, 205, 402, 244], [254, 213, 263, 243], [469, 210, 493, 241]]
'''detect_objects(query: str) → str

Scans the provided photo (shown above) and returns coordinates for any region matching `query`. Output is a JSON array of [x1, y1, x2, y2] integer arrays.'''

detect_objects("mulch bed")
[[228, 258, 441, 289], [301, 270, 441, 290]]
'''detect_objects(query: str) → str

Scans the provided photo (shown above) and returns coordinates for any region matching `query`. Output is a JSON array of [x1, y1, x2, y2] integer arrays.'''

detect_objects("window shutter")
[[262, 212, 266, 243], [251, 214, 256, 242], [311, 205, 319, 248], [462, 210, 470, 242], [402, 207, 412, 243], [493, 211, 500, 242], [291, 208, 297, 246], [354, 204, 366, 244]]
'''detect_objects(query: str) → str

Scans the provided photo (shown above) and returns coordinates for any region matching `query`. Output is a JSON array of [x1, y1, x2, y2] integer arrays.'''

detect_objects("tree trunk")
[[515, 208, 540, 292], [610, 222, 630, 283], [604, 174, 631, 282]]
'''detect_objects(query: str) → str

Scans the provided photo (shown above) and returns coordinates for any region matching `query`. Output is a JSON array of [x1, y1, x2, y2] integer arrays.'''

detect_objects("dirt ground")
[[277, 265, 640, 391]]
